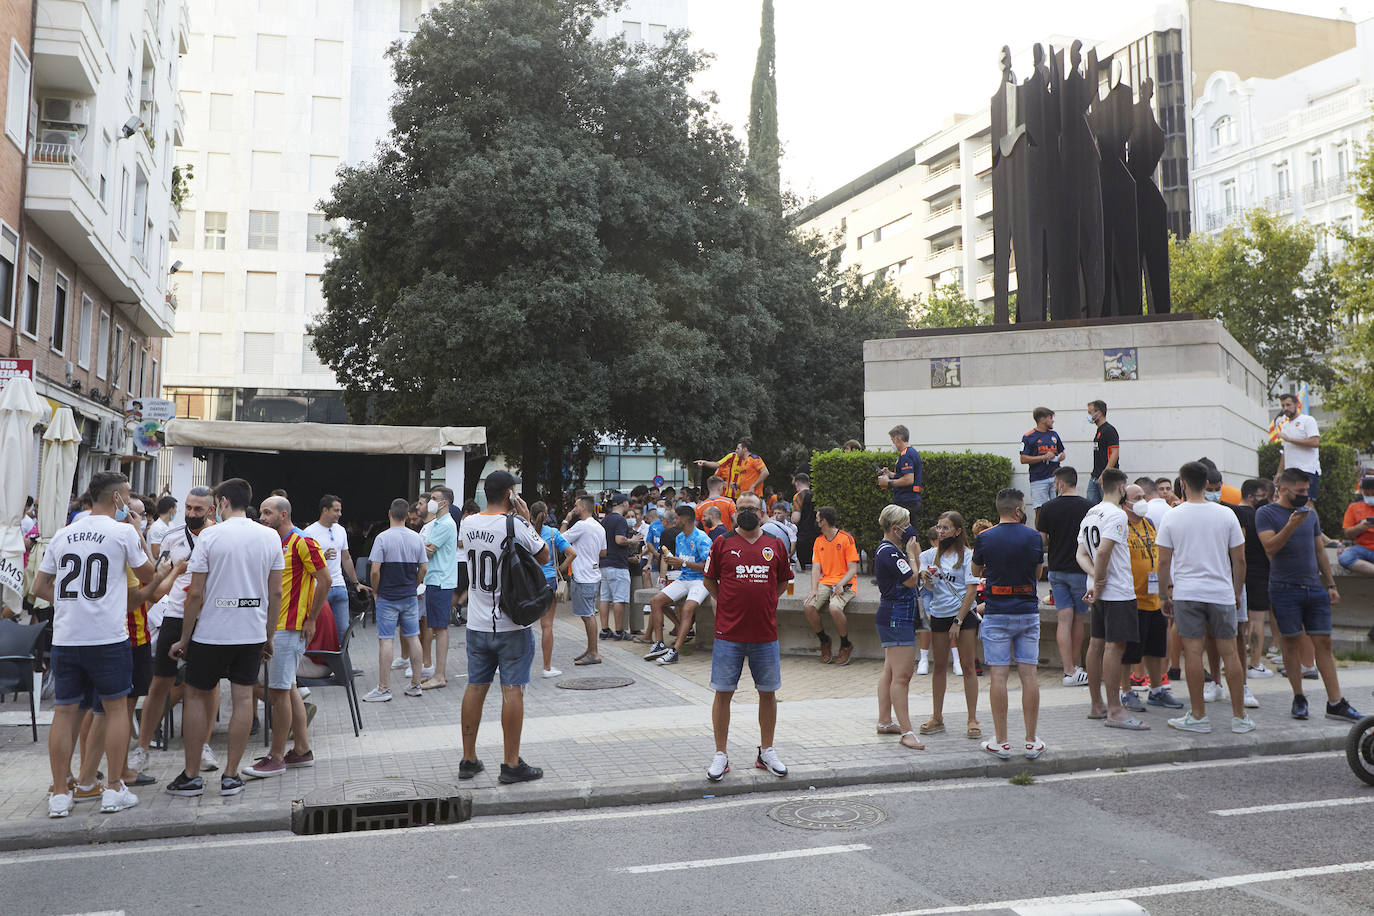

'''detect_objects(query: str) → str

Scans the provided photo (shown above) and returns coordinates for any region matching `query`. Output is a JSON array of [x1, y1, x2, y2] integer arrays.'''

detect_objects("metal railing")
[[925, 161, 961, 183], [29, 141, 95, 189]]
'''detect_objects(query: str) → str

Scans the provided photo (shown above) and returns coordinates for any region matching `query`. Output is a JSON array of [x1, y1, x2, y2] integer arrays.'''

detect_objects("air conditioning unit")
[[39, 128, 79, 149], [40, 97, 90, 126]]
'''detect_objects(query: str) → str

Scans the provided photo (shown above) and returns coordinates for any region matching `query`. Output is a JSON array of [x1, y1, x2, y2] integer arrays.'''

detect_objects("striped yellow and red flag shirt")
[[125, 566, 149, 647], [279, 528, 326, 632]]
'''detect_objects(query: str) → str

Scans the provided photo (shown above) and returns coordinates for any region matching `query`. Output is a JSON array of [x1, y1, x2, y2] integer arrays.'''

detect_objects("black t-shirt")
[[795, 490, 819, 539], [1229, 503, 1271, 586], [1036, 495, 1091, 573], [1092, 422, 1120, 479], [659, 525, 681, 567], [602, 514, 630, 570]]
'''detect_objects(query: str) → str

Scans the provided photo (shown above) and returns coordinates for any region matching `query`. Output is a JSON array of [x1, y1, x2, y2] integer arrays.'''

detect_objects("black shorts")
[[185, 641, 265, 691], [153, 616, 183, 679], [131, 642, 153, 698], [1090, 599, 1139, 644], [457, 563, 470, 596], [1122, 609, 1168, 664], [929, 614, 980, 633], [1245, 580, 1270, 613]]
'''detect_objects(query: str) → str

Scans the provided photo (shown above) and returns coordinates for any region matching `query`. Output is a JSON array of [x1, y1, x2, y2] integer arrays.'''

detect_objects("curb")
[[0, 731, 1347, 854]]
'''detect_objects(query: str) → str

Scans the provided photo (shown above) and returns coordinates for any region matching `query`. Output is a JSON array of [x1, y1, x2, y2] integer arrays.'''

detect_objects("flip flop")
[[573, 650, 590, 662], [1087, 711, 1108, 720], [1104, 717, 1150, 730], [130, 772, 156, 786], [575, 655, 602, 666], [919, 719, 945, 735], [876, 722, 902, 735], [966, 723, 982, 739], [420, 679, 447, 690], [899, 731, 925, 750]]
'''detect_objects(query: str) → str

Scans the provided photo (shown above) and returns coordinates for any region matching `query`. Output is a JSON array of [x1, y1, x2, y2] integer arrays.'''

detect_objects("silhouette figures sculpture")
[[1129, 78, 1171, 314]]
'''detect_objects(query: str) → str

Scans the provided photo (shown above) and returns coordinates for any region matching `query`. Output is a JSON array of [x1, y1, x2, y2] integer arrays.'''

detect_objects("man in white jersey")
[[35, 471, 155, 818], [146, 495, 176, 560], [167, 478, 284, 798], [560, 495, 607, 665], [1075, 469, 1144, 730], [458, 471, 548, 785], [303, 494, 370, 644]]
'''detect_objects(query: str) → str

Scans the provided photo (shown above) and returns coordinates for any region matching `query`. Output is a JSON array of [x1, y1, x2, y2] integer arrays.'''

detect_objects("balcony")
[[970, 143, 992, 176], [974, 229, 994, 260], [973, 189, 993, 218], [177, 0, 190, 54], [172, 91, 186, 145], [1203, 205, 1242, 231], [924, 244, 963, 279], [923, 200, 963, 239], [33, 0, 107, 95], [923, 161, 961, 196], [1263, 190, 1293, 214]]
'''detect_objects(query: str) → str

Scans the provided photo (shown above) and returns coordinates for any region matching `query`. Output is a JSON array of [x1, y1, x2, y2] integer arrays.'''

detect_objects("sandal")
[[919, 718, 945, 735], [899, 731, 925, 750], [876, 722, 902, 735], [966, 722, 982, 739], [574, 655, 602, 666]]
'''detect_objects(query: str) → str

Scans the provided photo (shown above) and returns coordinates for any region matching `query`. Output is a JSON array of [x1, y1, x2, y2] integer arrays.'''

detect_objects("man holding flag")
[[1274, 389, 1321, 501]]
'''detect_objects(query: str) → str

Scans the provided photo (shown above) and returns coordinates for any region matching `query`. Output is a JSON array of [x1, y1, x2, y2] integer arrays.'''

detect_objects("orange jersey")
[[279, 528, 326, 632], [696, 496, 737, 530], [717, 452, 767, 497], [813, 529, 860, 592], [126, 566, 149, 647]]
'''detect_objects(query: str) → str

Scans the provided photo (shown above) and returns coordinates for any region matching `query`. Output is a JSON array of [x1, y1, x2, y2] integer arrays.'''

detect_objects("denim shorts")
[[466, 627, 535, 687], [375, 595, 420, 639], [52, 641, 133, 711], [877, 621, 916, 647], [266, 630, 306, 690], [599, 567, 631, 604], [1048, 571, 1090, 616], [1269, 582, 1333, 637], [979, 613, 1040, 666], [424, 586, 454, 630], [710, 638, 781, 692], [570, 580, 599, 618], [1339, 543, 1374, 570], [1029, 477, 1054, 509], [326, 585, 351, 644]]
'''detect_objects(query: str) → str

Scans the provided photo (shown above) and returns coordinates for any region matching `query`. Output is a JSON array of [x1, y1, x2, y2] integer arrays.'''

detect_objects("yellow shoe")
[[72, 782, 104, 803]]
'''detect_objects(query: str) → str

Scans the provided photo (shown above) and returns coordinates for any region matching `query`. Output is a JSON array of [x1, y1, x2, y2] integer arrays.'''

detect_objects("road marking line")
[[870, 860, 1374, 915], [0, 751, 1337, 866], [1211, 796, 1374, 816], [615, 843, 869, 874]]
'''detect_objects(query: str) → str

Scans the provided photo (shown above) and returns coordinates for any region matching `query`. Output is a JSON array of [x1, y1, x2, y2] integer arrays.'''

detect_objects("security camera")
[[119, 115, 142, 139], [169, 260, 182, 274]]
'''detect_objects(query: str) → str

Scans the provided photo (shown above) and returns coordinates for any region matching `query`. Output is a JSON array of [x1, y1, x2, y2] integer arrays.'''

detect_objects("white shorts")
[[660, 578, 709, 606]]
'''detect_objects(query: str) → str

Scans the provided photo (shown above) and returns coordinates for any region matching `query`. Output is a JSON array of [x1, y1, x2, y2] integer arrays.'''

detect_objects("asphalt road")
[[6, 752, 1372, 916]]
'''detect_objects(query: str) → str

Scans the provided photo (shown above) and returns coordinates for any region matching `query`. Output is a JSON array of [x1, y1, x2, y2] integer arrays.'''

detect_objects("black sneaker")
[[458, 758, 485, 780], [220, 774, 245, 796], [250, 715, 260, 736], [617, 630, 633, 641], [165, 771, 204, 797], [599, 628, 614, 640], [498, 758, 544, 784], [1326, 698, 1363, 722], [1167, 667, 1182, 681], [1292, 694, 1309, 720]]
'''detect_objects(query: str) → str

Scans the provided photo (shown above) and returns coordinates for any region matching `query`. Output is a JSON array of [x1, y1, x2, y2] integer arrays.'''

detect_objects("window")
[[622, 20, 643, 42], [251, 151, 282, 191], [856, 213, 914, 250], [307, 213, 331, 253], [305, 274, 324, 315], [126, 338, 136, 391], [208, 93, 232, 131], [212, 36, 236, 73], [96, 311, 110, 379], [118, 168, 130, 236], [203, 211, 227, 249], [137, 347, 146, 395], [253, 91, 284, 131], [646, 23, 668, 43], [76, 295, 93, 368], [1210, 116, 1235, 149], [302, 334, 328, 374], [309, 155, 338, 197], [1310, 154, 1323, 187], [206, 152, 230, 189], [243, 332, 274, 373], [50, 272, 69, 354], [1275, 162, 1290, 196], [1337, 144, 1349, 181], [1221, 179, 1236, 213], [112, 324, 124, 386], [248, 211, 279, 249], [6, 40, 30, 150], [200, 272, 225, 312], [0, 225, 15, 325], [313, 40, 342, 79], [311, 96, 341, 135], [21, 249, 41, 338], [197, 332, 221, 375], [256, 34, 286, 71], [99, 134, 111, 203], [172, 209, 193, 249], [150, 357, 158, 397], [169, 331, 191, 373], [245, 271, 276, 310]]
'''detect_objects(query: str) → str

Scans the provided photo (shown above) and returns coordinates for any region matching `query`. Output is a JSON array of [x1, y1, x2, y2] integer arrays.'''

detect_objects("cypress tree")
[[746, 0, 781, 212]]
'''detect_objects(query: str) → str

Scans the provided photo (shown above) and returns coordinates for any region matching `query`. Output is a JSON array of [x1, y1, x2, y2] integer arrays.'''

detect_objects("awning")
[[162, 420, 487, 456]]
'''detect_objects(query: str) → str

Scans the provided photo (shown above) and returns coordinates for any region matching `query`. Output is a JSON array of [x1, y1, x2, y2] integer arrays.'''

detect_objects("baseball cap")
[[1361, 475, 1374, 489], [607, 493, 629, 508], [483, 470, 519, 502]]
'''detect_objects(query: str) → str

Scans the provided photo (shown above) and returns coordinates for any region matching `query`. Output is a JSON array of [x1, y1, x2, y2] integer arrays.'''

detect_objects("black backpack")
[[498, 514, 554, 626]]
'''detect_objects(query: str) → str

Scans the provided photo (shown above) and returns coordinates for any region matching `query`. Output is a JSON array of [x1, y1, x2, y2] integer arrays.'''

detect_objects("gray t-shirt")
[[1255, 503, 1321, 587]]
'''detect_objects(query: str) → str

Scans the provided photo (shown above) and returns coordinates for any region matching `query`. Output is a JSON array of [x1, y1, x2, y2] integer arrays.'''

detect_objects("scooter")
[[1348, 714, 1374, 785]]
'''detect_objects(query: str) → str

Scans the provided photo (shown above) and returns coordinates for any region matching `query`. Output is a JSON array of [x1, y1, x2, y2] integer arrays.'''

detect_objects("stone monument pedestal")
[[863, 315, 1269, 490]]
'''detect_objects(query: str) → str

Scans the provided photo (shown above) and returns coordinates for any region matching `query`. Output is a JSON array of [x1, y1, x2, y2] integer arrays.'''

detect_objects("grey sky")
[[686, 0, 1352, 202]]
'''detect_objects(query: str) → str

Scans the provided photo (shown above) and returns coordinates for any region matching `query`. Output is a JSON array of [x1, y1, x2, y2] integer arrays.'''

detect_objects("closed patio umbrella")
[[24, 406, 80, 609], [0, 377, 47, 616]]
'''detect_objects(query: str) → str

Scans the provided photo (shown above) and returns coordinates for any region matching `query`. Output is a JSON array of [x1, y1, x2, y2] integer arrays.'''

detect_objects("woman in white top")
[[918, 511, 983, 739]]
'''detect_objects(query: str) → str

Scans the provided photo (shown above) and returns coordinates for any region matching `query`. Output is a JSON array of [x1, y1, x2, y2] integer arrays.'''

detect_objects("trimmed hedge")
[[810, 448, 1013, 556], [1257, 440, 1358, 538]]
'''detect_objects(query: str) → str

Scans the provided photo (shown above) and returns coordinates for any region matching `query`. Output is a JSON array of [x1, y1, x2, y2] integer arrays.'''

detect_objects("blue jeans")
[[980, 614, 1040, 666], [52, 641, 133, 711], [375, 595, 420, 639], [710, 638, 781, 692], [466, 627, 535, 687], [1048, 571, 1090, 616], [327, 585, 350, 641], [1085, 477, 1103, 506], [1339, 543, 1374, 570], [1269, 582, 1332, 637]]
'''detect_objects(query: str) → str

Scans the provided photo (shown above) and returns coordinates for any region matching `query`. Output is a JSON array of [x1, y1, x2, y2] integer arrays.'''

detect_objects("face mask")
[[1086, 414, 1095, 424], [1364, 496, 1374, 506], [427, 499, 439, 516], [1126, 500, 1145, 516], [736, 509, 760, 531], [1204, 491, 1221, 503], [114, 497, 128, 522], [186, 515, 207, 532], [140, 519, 148, 533], [1290, 493, 1309, 508]]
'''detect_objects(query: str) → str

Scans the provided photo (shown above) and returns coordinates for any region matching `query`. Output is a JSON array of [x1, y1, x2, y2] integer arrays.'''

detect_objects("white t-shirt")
[[147, 516, 171, 549], [459, 512, 546, 632], [1078, 503, 1135, 602], [562, 517, 606, 585], [21, 515, 37, 538], [303, 521, 346, 587], [1155, 501, 1245, 604], [1281, 413, 1321, 474], [187, 516, 285, 645], [1144, 498, 1170, 532], [157, 521, 201, 619], [40, 515, 149, 647]]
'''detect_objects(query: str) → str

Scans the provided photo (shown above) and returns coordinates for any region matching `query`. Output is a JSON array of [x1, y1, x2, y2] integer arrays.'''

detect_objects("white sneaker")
[[706, 751, 729, 781], [100, 782, 139, 813], [297, 687, 310, 699], [756, 746, 787, 777], [404, 664, 413, 679], [362, 686, 392, 702], [421, 666, 435, 679], [916, 656, 930, 676], [1243, 685, 1259, 709], [128, 745, 149, 772], [1062, 668, 1088, 687], [1203, 682, 1224, 703], [200, 744, 220, 772], [951, 652, 963, 676], [48, 792, 74, 818], [542, 667, 562, 678], [1247, 663, 1275, 679], [390, 656, 408, 669]]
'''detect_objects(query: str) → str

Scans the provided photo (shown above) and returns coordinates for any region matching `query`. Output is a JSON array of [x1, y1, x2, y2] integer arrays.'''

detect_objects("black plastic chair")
[[0, 619, 52, 742], [277, 621, 364, 738]]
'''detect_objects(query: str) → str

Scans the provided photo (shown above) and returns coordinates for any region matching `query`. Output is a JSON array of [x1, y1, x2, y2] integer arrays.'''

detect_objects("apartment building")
[[162, 0, 687, 426], [1, 0, 185, 496], [795, 0, 1354, 314]]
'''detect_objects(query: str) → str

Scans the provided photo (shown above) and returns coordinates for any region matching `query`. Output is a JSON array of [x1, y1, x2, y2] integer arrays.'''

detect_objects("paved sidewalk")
[[0, 616, 1369, 850]]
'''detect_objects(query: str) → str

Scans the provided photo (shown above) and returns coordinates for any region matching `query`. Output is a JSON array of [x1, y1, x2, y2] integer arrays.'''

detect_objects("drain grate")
[[556, 676, 635, 690], [768, 800, 886, 831], [291, 778, 472, 835]]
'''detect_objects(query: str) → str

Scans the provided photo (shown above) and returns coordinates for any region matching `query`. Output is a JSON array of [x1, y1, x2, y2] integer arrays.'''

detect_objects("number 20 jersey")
[[40, 515, 148, 647]]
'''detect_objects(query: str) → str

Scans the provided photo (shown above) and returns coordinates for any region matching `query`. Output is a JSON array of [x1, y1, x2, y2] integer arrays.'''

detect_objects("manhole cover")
[[768, 800, 886, 831], [556, 676, 635, 690]]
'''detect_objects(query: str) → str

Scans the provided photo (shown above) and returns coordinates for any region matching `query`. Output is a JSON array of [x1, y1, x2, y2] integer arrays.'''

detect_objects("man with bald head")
[[245, 496, 330, 778]]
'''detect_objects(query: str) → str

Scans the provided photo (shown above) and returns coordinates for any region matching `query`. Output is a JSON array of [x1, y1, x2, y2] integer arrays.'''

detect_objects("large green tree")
[[311, 0, 907, 495], [746, 0, 780, 213], [1168, 210, 1340, 396], [917, 282, 987, 329], [1328, 140, 1374, 449]]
